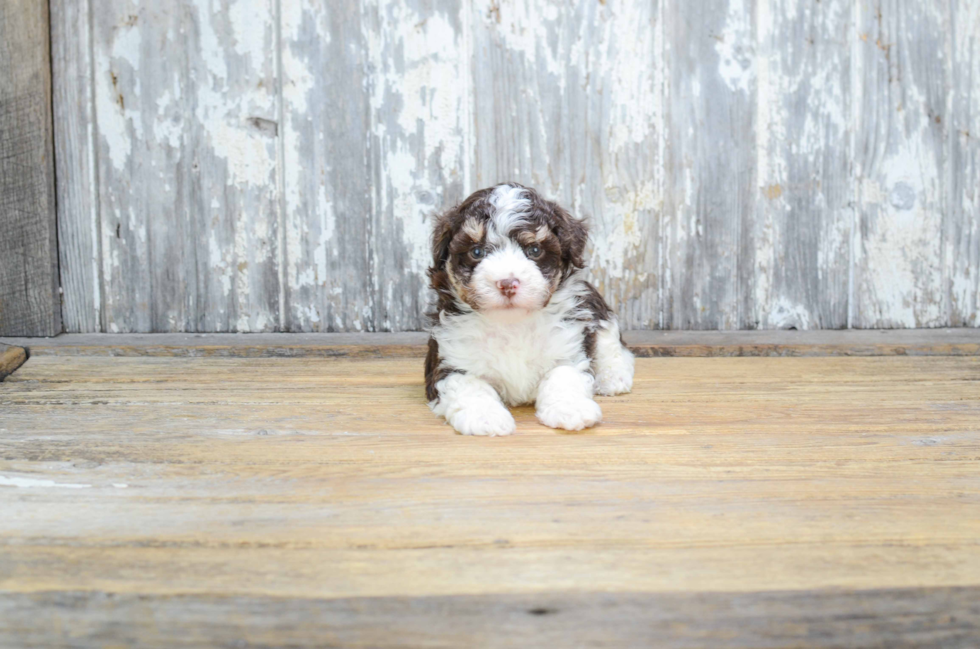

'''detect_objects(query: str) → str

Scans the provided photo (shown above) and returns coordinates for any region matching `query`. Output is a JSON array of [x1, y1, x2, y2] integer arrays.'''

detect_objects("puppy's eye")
[[526, 244, 542, 258], [470, 247, 485, 260]]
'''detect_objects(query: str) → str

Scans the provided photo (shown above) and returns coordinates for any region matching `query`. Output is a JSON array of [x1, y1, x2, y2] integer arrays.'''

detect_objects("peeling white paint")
[[368, 4, 466, 276], [197, 5, 229, 81], [95, 21, 144, 171], [752, 0, 776, 322], [228, 0, 270, 63], [209, 232, 232, 298], [768, 297, 813, 330], [152, 90, 183, 149], [591, 180, 659, 280], [280, 1, 337, 316], [213, 121, 276, 187], [69, 0, 980, 333], [715, 0, 755, 93], [604, 3, 660, 153], [478, 0, 567, 84]]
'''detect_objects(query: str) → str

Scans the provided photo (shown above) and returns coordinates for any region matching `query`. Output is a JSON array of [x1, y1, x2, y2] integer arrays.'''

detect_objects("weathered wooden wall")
[[0, 0, 61, 336], [51, 0, 980, 333]]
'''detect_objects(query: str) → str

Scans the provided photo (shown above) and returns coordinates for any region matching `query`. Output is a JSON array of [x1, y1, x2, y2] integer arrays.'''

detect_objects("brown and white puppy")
[[425, 184, 634, 436]]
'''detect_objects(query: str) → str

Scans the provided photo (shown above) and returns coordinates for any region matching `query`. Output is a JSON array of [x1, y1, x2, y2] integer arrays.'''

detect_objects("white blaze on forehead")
[[487, 185, 531, 244]]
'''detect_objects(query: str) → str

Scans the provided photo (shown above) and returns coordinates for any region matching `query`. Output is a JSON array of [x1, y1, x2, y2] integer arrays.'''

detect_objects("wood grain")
[[1, 329, 979, 358], [663, 0, 753, 330], [48, 0, 980, 331], [365, 0, 468, 332], [51, 0, 102, 333], [852, 1, 949, 328], [1, 354, 979, 645], [279, 0, 373, 333], [744, 0, 851, 329], [0, 0, 62, 337], [947, 0, 980, 327], [91, 1, 281, 333], [280, 0, 466, 333], [2, 588, 979, 649]]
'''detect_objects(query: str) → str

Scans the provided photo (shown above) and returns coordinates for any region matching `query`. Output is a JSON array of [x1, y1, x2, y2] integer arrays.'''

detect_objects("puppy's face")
[[429, 184, 588, 319]]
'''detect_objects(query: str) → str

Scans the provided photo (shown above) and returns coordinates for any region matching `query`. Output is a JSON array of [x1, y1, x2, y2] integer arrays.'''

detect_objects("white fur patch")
[[535, 365, 602, 431], [434, 276, 592, 406], [487, 184, 531, 245], [430, 373, 516, 436], [592, 320, 635, 396]]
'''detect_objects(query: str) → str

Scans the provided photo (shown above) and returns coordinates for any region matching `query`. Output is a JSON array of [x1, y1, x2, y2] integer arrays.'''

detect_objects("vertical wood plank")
[[51, 0, 103, 332], [93, 1, 280, 332], [743, 0, 852, 330], [282, 0, 468, 332], [852, 0, 949, 328], [364, 0, 468, 332], [280, 0, 373, 332], [469, 0, 665, 329], [946, 1, 980, 327], [0, 0, 62, 337], [664, 0, 756, 330]]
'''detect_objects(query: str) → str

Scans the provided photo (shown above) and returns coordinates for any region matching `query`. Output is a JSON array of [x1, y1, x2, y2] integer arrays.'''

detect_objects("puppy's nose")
[[496, 277, 520, 297]]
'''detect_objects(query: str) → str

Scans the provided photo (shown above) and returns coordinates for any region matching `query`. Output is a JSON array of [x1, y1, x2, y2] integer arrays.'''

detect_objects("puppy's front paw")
[[595, 350, 634, 396], [536, 398, 602, 431], [595, 367, 633, 396], [449, 402, 516, 437]]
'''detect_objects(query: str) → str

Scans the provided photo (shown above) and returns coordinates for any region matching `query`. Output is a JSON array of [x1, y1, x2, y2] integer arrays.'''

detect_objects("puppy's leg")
[[535, 365, 602, 431], [592, 320, 635, 396], [430, 373, 516, 437]]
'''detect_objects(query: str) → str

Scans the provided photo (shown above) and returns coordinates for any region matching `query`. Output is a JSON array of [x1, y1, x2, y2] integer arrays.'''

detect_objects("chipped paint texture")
[[55, 0, 980, 331], [471, 0, 664, 329], [853, 0, 950, 328], [90, 1, 280, 333], [745, 0, 851, 330]]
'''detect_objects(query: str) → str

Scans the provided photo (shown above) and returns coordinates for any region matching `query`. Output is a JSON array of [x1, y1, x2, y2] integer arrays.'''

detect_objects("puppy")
[[425, 183, 635, 436]]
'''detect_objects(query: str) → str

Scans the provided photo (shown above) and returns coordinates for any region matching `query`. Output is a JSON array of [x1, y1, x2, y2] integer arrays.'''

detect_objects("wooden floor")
[[2, 350, 980, 647]]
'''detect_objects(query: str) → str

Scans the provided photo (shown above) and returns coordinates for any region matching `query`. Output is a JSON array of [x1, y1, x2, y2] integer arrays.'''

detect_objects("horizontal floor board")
[[2, 587, 979, 649], [2, 328, 979, 359], [2, 354, 979, 646]]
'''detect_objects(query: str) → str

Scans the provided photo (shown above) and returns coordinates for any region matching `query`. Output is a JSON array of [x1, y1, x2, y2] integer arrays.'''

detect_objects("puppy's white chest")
[[480, 318, 550, 362], [437, 311, 586, 406]]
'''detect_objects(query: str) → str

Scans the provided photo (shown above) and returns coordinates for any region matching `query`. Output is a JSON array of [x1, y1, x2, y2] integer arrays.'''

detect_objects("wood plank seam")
[[1, 330, 979, 359]]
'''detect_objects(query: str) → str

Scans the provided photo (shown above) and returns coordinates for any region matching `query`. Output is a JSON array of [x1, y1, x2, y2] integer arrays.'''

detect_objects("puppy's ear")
[[430, 208, 457, 272], [552, 204, 589, 272]]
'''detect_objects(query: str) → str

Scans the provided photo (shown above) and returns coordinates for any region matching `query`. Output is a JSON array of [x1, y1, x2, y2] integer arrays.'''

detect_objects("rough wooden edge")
[[1, 329, 978, 359], [625, 328, 980, 358], [0, 343, 28, 380], [0, 0, 63, 337], [1, 586, 978, 649]]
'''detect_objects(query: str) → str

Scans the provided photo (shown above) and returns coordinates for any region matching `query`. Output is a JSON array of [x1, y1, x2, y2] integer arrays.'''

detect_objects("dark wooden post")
[[0, 0, 61, 336]]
